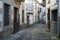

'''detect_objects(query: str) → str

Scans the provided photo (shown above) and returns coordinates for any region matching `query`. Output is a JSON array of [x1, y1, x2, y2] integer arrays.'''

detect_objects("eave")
[[15, 0, 24, 3]]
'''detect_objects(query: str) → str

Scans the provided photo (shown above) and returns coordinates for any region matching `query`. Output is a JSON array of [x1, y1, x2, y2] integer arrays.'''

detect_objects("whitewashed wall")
[[29, 15, 34, 25], [0, 1, 3, 32], [50, 0, 57, 6], [19, 2, 23, 25]]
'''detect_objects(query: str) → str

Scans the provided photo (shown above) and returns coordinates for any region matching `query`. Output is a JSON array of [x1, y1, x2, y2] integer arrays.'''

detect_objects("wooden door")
[[13, 7, 19, 33], [52, 9, 58, 34], [47, 9, 50, 31]]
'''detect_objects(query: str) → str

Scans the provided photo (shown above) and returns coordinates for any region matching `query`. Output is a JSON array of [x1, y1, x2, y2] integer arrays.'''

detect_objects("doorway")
[[13, 7, 20, 33], [38, 11, 40, 23], [51, 9, 58, 34], [47, 8, 50, 31], [27, 16, 29, 27]]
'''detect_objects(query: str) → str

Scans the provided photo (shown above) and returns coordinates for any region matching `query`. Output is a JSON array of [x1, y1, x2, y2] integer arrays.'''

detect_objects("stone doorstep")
[[46, 32, 59, 40], [51, 35, 60, 40], [51, 36, 58, 40]]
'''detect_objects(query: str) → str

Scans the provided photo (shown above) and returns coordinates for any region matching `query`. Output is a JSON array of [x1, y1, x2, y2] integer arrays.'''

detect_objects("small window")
[[40, 8, 41, 12]]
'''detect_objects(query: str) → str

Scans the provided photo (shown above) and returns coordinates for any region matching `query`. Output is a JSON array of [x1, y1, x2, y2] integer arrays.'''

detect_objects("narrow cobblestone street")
[[0, 0, 60, 40], [5, 23, 58, 40]]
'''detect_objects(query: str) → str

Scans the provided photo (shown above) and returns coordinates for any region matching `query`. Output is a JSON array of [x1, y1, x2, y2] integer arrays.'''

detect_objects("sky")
[[25, 0, 42, 3], [37, 0, 42, 3]]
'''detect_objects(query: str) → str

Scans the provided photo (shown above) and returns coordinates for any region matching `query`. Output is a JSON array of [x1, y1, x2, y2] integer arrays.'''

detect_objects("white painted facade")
[[46, 0, 58, 24], [20, 0, 41, 25], [46, 0, 59, 35], [34, 1, 39, 22], [19, 2, 25, 25], [29, 15, 34, 25]]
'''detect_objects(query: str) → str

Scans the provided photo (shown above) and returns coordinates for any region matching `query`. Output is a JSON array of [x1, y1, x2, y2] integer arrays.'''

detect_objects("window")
[[52, 9, 57, 21], [4, 3, 10, 26], [40, 8, 41, 12], [22, 10, 24, 23]]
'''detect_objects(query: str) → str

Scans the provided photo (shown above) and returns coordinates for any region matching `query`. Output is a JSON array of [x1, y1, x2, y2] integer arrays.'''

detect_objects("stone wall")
[[0, 0, 20, 39]]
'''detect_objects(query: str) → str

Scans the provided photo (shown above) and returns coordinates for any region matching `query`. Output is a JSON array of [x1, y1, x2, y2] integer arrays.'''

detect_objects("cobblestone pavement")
[[6, 23, 59, 40]]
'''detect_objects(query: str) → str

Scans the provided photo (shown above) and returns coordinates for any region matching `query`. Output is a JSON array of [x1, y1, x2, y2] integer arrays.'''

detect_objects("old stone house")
[[0, 0, 23, 39], [46, 0, 59, 36], [20, 0, 42, 28], [0, 0, 43, 39]]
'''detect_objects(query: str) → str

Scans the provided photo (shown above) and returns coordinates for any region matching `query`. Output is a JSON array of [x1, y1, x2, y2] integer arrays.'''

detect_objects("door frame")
[[47, 8, 50, 32], [51, 9, 58, 34], [13, 7, 20, 33]]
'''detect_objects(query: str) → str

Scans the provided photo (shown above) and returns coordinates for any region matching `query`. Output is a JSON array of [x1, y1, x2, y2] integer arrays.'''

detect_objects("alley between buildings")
[[0, 0, 60, 40], [5, 23, 58, 40]]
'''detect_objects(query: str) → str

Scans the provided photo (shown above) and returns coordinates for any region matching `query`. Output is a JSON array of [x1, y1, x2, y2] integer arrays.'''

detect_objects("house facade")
[[19, 0, 41, 27], [0, 0, 43, 39], [46, 0, 59, 36], [0, 0, 23, 39]]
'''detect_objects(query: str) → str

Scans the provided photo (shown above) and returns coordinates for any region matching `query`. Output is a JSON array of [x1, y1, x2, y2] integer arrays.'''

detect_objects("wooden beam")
[[15, 0, 24, 2], [34, 0, 45, 7]]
